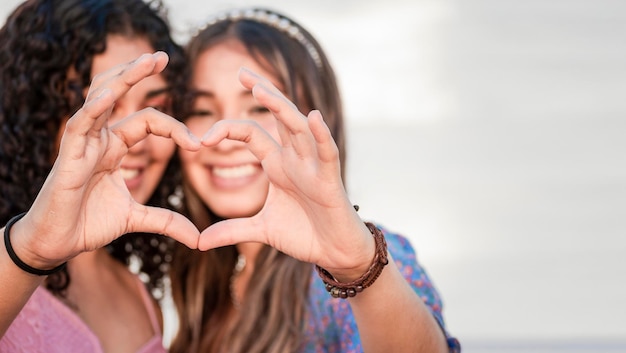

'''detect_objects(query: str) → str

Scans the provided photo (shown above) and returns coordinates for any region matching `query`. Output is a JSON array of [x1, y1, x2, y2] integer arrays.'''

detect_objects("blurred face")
[[181, 40, 281, 218], [90, 35, 175, 204]]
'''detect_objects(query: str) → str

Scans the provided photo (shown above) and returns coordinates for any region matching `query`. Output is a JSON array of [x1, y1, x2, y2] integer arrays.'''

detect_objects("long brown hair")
[[170, 8, 346, 353]]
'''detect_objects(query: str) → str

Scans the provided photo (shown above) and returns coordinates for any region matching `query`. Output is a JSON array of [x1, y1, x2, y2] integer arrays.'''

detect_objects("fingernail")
[[153, 51, 168, 61], [201, 129, 213, 142], [135, 53, 150, 63], [254, 82, 269, 93], [188, 131, 201, 144]]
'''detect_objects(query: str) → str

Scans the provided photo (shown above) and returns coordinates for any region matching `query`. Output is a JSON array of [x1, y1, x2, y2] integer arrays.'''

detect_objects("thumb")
[[129, 205, 200, 249], [197, 217, 264, 251]]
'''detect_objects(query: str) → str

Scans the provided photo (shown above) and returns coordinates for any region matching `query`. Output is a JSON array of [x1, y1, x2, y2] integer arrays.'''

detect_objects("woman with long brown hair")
[[170, 8, 461, 353]]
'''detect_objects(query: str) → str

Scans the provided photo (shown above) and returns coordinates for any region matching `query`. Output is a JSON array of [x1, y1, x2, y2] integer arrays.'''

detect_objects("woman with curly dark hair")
[[0, 0, 197, 351]]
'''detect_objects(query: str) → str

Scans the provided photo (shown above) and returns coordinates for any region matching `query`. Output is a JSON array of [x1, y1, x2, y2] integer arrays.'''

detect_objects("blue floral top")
[[303, 225, 461, 352]]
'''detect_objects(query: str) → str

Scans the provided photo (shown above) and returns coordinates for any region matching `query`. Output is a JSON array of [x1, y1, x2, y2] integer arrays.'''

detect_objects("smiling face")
[[180, 40, 282, 219], [90, 35, 176, 204]]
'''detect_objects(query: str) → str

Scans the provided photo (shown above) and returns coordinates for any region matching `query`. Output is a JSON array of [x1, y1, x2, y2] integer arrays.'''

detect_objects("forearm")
[[0, 225, 44, 337], [349, 259, 449, 353]]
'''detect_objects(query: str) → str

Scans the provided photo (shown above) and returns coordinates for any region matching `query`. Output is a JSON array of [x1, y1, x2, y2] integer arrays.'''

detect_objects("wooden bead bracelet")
[[315, 221, 389, 299]]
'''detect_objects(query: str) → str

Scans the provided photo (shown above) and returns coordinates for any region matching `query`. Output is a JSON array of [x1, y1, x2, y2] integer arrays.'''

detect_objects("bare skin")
[[184, 43, 449, 352], [0, 52, 201, 345]]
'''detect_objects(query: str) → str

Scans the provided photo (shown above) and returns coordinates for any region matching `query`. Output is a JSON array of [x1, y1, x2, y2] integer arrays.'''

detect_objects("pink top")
[[0, 278, 166, 353]]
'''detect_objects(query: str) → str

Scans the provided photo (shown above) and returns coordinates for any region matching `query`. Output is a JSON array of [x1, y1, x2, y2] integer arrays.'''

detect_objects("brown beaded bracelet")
[[315, 222, 389, 299]]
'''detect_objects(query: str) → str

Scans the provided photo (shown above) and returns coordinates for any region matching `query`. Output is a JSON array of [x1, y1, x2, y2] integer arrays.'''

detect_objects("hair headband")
[[198, 8, 323, 69]]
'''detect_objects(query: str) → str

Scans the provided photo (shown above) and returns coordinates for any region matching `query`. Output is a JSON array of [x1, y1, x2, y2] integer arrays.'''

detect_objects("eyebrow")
[[192, 90, 213, 99], [145, 87, 170, 99], [192, 89, 254, 99]]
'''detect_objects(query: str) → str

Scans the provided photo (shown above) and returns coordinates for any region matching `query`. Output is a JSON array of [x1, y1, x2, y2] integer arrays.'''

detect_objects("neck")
[[235, 242, 264, 270], [52, 248, 121, 311], [230, 242, 264, 309], [66, 248, 116, 278]]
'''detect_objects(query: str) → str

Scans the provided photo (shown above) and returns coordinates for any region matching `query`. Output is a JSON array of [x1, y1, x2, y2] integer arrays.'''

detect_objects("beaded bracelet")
[[315, 221, 389, 299], [3, 212, 67, 276]]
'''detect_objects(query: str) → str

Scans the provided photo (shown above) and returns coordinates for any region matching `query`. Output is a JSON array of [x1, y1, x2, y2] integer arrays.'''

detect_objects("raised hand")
[[10, 52, 201, 270], [197, 68, 375, 280]]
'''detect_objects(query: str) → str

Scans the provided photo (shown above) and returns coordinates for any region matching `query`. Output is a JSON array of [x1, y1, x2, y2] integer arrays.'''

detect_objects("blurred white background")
[[2, 0, 625, 352]]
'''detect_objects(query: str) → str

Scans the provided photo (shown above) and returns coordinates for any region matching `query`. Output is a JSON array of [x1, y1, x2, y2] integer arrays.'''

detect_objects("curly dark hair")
[[0, 0, 188, 299]]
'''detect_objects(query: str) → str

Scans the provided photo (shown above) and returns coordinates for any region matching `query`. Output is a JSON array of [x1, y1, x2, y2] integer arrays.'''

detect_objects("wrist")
[[4, 213, 67, 275], [316, 222, 389, 298], [329, 223, 378, 282]]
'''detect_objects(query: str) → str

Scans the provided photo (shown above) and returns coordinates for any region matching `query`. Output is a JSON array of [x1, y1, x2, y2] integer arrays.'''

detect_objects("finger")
[[86, 52, 169, 132], [251, 83, 317, 158], [253, 84, 317, 158], [61, 88, 115, 158], [85, 62, 129, 96], [110, 108, 201, 151], [275, 120, 293, 149], [241, 68, 317, 157], [201, 120, 280, 162], [239, 67, 309, 136], [197, 218, 265, 251], [86, 52, 168, 102], [238, 68, 293, 149], [308, 110, 340, 164], [306, 110, 342, 183], [239, 66, 283, 97], [128, 205, 200, 249], [67, 53, 168, 140]]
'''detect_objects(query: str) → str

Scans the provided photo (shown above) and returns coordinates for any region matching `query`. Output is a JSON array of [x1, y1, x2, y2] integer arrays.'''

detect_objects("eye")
[[146, 94, 171, 113], [184, 109, 219, 133], [249, 105, 270, 115], [187, 109, 214, 118], [185, 109, 219, 128], [149, 104, 167, 113]]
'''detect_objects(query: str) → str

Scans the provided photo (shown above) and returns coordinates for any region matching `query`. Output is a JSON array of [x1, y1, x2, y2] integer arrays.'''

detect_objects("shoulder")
[[0, 287, 102, 352]]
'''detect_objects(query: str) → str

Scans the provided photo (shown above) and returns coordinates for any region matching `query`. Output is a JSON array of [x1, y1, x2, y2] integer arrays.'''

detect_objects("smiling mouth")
[[212, 164, 257, 179], [120, 168, 140, 180]]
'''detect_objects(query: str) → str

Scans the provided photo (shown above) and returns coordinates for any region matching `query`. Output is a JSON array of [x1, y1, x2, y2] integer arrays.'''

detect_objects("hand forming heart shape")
[[10, 53, 373, 277]]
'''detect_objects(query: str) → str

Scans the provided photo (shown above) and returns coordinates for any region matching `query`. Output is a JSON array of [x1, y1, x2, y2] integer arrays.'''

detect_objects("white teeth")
[[120, 168, 140, 180], [213, 164, 256, 178]]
